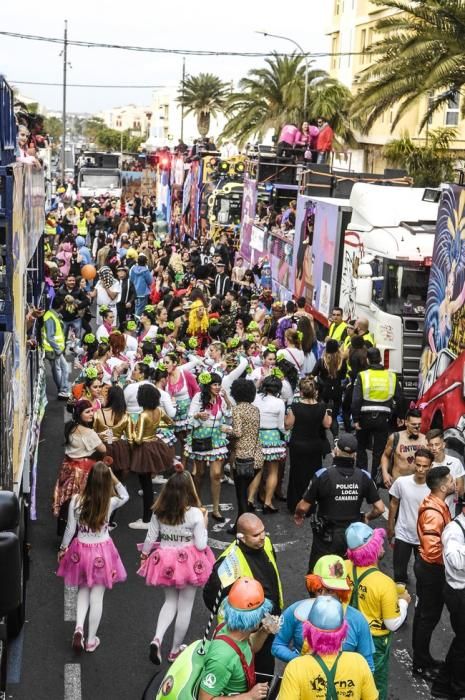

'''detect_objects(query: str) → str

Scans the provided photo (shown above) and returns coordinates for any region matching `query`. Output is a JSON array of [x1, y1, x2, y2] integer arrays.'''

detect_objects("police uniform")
[[352, 363, 401, 479], [328, 321, 348, 343], [302, 456, 380, 572]]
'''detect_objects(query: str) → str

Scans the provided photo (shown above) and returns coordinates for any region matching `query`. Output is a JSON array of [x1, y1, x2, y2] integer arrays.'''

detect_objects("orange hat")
[[227, 577, 265, 611]]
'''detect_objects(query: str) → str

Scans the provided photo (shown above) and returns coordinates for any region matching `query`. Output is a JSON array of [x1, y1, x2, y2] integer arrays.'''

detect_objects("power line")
[[0, 29, 364, 58], [11, 80, 173, 88]]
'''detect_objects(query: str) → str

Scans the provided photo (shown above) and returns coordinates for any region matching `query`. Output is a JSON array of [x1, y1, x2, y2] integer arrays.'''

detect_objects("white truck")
[[296, 183, 439, 397]]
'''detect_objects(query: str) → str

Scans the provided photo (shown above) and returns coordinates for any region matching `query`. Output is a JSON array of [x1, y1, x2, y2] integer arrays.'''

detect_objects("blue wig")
[[223, 598, 273, 632]]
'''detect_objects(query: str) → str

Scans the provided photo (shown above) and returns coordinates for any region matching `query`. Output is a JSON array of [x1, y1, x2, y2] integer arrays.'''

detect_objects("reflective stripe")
[[361, 405, 392, 413]]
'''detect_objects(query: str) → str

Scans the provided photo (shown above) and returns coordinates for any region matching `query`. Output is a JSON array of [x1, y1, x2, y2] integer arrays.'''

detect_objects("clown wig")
[[303, 618, 348, 656], [222, 597, 273, 632], [305, 575, 351, 605], [187, 300, 209, 335], [346, 528, 386, 567]]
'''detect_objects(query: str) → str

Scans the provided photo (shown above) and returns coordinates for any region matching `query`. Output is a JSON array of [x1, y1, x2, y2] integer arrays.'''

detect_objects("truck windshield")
[[377, 260, 429, 316], [79, 171, 121, 189]]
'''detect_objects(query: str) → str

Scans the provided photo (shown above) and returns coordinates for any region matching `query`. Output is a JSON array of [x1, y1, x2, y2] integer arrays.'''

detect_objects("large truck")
[[76, 151, 122, 198], [240, 181, 439, 398], [417, 185, 465, 443], [0, 75, 47, 692]]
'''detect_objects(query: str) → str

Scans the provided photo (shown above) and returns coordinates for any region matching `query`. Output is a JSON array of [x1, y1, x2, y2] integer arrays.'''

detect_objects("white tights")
[[76, 585, 106, 642], [154, 585, 197, 652]]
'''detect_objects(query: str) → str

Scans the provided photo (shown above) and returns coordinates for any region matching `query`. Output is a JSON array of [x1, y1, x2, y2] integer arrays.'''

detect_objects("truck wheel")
[[7, 500, 28, 639]]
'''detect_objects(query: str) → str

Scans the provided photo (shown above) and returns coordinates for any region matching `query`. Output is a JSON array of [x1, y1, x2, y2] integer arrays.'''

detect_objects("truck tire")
[[0, 492, 19, 532], [7, 499, 28, 639], [0, 533, 20, 619]]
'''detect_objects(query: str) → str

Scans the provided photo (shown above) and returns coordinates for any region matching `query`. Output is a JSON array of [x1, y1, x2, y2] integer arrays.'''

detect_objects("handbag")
[[192, 413, 216, 453]]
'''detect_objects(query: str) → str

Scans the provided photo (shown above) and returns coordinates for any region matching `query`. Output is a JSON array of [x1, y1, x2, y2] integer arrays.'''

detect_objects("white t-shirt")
[[142, 506, 208, 554], [253, 394, 286, 432], [433, 455, 465, 518], [280, 347, 305, 375], [95, 280, 121, 308], [389, 474, 430, 545], [124, 334, 138, 354], [124, 379, 152, 414]]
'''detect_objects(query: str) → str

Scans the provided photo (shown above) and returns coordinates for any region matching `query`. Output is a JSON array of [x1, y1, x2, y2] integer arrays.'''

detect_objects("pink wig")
[[346, 528, 385, 567], [303, 619, 348, 655]]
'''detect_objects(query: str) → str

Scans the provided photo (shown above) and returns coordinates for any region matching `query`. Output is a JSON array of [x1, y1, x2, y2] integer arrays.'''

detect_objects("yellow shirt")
[[346, 563, 399, 637], [278, 652, 378, 700]]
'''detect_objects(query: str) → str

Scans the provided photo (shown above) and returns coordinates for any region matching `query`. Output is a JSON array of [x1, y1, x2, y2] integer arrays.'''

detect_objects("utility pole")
[[180, 57, 186, 143], [61, 19, 68, 184]]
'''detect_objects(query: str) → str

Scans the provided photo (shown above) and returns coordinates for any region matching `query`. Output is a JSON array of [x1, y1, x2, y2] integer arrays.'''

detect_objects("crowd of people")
[[36, 189, 465, 700]]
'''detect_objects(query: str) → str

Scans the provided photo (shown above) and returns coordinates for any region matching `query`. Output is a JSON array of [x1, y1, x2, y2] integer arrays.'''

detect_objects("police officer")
[[294, 433, 385, 572], [352, 347, 402, 479], [327, 307, 347, 343]]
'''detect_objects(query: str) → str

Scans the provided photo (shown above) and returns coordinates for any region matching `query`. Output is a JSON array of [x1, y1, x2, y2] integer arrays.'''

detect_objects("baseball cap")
[[337, 433, 358, 455], [312, 555, 350, 591], [308, 596, 344, 631], [345, 522, 374, 550]]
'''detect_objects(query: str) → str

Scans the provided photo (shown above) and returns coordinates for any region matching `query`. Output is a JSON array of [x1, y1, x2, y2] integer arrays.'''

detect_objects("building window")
[[133, 120, 141, 130], [360, 29, 367, 65], [116, 119, 122, 128], [332, 36, 339, 70], [445, 91, 460, 126], [335, 0, 340, 14], [368, 29, 375, 64]]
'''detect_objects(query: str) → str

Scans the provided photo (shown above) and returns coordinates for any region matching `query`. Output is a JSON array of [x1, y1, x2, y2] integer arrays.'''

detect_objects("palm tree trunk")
[[197, 111, 210, 137]]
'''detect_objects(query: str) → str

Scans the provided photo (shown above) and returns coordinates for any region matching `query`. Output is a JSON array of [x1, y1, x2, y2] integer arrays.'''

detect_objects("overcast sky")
[[0, 0, 332, 114]]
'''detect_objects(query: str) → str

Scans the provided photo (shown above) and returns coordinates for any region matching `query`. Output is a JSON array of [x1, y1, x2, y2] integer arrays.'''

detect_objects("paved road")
[[6, 384, 450, 700]]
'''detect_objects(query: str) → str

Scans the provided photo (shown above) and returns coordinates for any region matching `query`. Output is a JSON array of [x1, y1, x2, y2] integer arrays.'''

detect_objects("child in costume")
[[138, 469, 215, 664], [57, 461, 129, 653]]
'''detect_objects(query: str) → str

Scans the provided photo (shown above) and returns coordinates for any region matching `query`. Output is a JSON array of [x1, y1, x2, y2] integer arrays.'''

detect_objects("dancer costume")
[[138, 506, 215, 588], [185, 394, 229, 462], [53, 426, 104, 517], [253, 393, 286, 461], [93, 409, 131, 475], [129, 408, 174, 474], [57, 483, 129, 588], [167, 370, 198, 434], [156, 386, 177, 448]]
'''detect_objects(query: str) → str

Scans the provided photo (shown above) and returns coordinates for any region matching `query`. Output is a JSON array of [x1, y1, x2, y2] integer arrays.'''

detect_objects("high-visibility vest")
[[359, 369, 396, 413], [45, 221, 57, 236], [362, 331, 375, 347], [217, 537, 283, 619], [42, 310, 65, 354], [77, 217, 88, 236], [328, 322, 347, 343]]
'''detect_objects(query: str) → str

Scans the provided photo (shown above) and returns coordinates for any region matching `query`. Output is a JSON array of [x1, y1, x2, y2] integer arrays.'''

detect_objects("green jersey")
[[199, 626, 253, 696]]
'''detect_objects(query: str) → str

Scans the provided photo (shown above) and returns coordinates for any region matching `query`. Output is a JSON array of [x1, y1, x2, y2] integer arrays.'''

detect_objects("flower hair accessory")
[[83, 333, 96, 344], [155, 344, 162, 354], [209, 318, 219, 326], [99, 336, 109, 345], [246, 366, 252, 374], [228, 337, 240, 349], [247, 321, 259, 331], [157, 361, 167, 371], [188, 337, 198, 349], [99, 305, 110, 314], [246, 334, 255, 343], [276, 350, 286, 362], [266, 343, 277, 353], [297, 330, 304, 342], [85, 366, 98, 379], [271, 367, 284, 380], [126, 320, 137, 331], [166, 321, 175, 331], [143, 355, 153, 366], [198, 371, 212, 385], [174, 462, 184, 473]]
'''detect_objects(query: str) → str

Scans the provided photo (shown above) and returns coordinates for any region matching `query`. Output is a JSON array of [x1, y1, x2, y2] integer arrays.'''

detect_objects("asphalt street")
[[6, 380, 450, 700]]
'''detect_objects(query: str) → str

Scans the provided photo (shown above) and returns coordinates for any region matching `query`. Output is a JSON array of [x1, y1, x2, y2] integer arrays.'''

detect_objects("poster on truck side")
[[417, 185, 465, 437]]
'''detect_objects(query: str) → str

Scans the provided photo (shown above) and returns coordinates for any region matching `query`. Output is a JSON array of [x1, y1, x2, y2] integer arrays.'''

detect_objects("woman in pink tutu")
[[138, 468, 215, 665], [57, 461, 129, 653]]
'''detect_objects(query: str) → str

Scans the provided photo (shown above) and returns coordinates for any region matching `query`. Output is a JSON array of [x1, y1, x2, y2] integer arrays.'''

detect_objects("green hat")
[[313, 555, 350, 591]]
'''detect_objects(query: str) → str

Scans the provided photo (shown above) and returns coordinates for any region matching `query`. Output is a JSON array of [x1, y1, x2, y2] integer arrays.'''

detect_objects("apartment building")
[[328, 0, 465, 171], [99, 104, 152, 136]]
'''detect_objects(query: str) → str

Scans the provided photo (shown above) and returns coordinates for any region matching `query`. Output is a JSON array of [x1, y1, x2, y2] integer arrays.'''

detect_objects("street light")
[[255, 31, 308, 115]]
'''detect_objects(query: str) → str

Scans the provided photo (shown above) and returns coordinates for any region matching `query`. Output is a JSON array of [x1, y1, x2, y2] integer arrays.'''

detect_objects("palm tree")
[[351, 0, 465, 132], [220, 52, 354, 147], [178, 73, 230, 137], [383, 127, 458, 186]]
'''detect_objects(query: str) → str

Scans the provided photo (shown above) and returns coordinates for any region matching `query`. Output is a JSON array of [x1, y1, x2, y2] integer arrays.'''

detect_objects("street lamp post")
[[256, 31, 308, 115]]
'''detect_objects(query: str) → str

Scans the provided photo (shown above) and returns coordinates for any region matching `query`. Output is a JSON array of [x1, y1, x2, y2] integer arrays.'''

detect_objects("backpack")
[[153, 624, 254, 700]]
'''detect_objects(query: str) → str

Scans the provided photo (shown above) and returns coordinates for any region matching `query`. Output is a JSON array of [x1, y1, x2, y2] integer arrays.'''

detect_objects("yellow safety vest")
[[217, 537, 283, 620], [45, 221, 57, 236], [362, 331, 375, 347], [360, 369, 396, 407], [42, 310, 65, 354], [328, 322, 347, 343], [77, 218, 88, 236]]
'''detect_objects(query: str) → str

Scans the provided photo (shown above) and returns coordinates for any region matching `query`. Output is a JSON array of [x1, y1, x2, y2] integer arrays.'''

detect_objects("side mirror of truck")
[[356, 277, 373, 307]]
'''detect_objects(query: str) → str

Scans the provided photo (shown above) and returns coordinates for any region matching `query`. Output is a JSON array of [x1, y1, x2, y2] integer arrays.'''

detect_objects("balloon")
[[81, 264, 97, 280]]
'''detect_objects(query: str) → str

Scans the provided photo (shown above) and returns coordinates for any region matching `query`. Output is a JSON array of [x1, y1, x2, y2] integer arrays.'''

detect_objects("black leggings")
[[138, 474, 153, 523], [233, 469, 257, 524]]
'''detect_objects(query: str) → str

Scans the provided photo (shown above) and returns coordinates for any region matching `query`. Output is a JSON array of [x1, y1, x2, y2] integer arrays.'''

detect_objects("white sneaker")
[[152, 475, 167, 485], [128, 519, 150, 529], [223, 462, 231, 475]]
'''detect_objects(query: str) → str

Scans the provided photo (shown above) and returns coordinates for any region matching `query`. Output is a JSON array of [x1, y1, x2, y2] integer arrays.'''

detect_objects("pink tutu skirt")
[[57, 537, 127, 589], [137, 543, 215, 589]]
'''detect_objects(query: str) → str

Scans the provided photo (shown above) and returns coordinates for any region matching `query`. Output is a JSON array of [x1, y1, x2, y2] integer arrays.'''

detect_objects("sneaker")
[[149, 638, 162, 665], [128, 519, 150, 529], [168, 645, 186, 663], [85, 636, 100, 653], [223, 462, 231, 475], [152, 475, 168, 485], [58, 392, 70, 400], [72, 627, 84, 653], [108, 522, 117, 532]]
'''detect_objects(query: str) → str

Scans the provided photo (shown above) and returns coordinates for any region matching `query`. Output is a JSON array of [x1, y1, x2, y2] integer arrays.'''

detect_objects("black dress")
[[286, 402, 328, 512]]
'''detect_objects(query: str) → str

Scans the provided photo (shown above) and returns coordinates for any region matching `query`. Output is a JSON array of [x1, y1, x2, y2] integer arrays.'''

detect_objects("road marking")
[[64, 663, 82, 700], [392, 648, 430, 697], [208, 537, 299, 551], [64, 585, 78, 622]]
